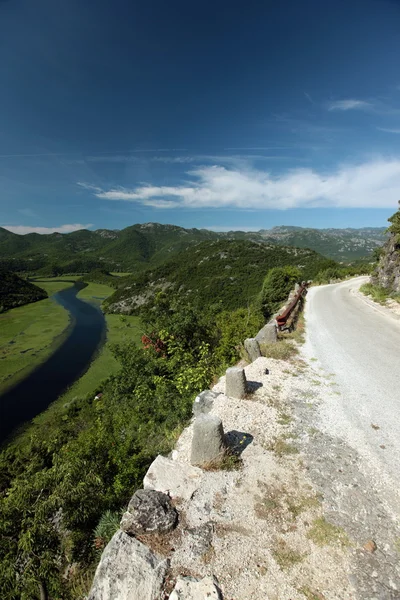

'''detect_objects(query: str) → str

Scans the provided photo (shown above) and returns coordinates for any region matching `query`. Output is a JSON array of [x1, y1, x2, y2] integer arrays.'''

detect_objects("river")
[[0, 281, 106, 444]]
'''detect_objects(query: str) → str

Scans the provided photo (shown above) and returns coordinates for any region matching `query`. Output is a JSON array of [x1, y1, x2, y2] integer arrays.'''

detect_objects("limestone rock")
[[244, 338, 261, 362], [191, 414, 225, 466], [88, 530, 169, 600], [193, 390, 220, 417], [169, 575, 223, 599], [144, 455, 203, 501], [120, 489, 178, 535], [225, 367, 247, 399], [255, 322, 277, 344]]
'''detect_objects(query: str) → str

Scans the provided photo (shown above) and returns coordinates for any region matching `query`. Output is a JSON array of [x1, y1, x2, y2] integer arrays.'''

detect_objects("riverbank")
[[0, 278, 75, 394]]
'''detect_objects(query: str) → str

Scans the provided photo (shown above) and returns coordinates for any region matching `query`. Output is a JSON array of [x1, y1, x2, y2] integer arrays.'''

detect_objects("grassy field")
[[0, 279, 75, 394], [1, 276, 142, 417]]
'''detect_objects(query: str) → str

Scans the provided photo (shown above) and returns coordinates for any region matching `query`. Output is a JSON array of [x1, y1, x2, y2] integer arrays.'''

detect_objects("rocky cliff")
[[372, 203, 400, 294]]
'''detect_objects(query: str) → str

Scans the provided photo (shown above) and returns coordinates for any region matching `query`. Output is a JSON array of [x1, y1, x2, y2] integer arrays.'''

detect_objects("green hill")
[[0, 270, 48, 313], [104, 239, 335, 314], [0, 222, 385, 276]]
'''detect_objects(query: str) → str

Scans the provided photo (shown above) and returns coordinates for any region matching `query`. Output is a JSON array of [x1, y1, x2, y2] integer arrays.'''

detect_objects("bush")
[[259, 266, 301, 319]]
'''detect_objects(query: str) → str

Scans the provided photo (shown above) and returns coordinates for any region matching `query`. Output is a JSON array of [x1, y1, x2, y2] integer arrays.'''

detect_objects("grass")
[[0, 279, 76, 393], [307, 517, 349, 547], [299, 586, 325, 600], [267, 436, 299, 457], [360, 282, 400, 305], [272, 539, 305, 569], [259, 340, 298, 360]]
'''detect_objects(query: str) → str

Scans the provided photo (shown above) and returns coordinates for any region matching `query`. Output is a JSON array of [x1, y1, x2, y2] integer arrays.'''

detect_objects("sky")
[[1, 0, 400, 235]]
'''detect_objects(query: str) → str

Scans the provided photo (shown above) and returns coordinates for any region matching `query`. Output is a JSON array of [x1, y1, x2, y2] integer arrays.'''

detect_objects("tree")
[[259, 266, 301, 319]]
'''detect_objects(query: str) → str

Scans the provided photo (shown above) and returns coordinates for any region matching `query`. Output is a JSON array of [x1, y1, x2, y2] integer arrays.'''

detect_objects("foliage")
[[360, 282, 400, 305], [259, 266, 301, 319], [105, 240, 335, 315], [94, 510, 121, 551], [0, 269, 47, 313], [214, 307, 264, 368], [313, 263, 372, 284], [387, 202, 400, 240]]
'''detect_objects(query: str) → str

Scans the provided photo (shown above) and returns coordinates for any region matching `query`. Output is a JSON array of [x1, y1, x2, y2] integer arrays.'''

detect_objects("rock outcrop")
[[88, 530, 169, 600], [120, 489, 178, 535], [372, 204, 400, 294]]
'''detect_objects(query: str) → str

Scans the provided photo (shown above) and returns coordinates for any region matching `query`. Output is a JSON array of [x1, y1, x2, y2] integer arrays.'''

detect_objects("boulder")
[[244, 338, 261, 362], [192, 390, 220, 417], [169, 575, 223, 599], [225, 366, 247, 399], [255, 322, 277, 344], [120, 489, 178, 535], [144, 455, 203, 501], [88, 530, 169, 600], [190, 414, 225, 467]]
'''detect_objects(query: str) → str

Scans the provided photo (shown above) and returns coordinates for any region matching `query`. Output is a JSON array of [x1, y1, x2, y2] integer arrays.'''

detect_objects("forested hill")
[[0, 270, 47, 313], [0, 222, 385, 275], [104, 239, 335, 314]]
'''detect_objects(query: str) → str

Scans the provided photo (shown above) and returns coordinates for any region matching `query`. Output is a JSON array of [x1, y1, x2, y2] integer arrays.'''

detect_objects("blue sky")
[[1, 0, 400, 234]]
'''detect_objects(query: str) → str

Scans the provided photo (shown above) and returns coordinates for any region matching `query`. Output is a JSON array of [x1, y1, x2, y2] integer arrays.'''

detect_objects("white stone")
[[88, 530, 168, 600], [143, 455, 203, 501], [169, 576, 222, 599]]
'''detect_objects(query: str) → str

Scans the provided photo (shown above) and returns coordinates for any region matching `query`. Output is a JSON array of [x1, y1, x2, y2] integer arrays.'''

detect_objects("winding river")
[[0, 282, 106, 444]]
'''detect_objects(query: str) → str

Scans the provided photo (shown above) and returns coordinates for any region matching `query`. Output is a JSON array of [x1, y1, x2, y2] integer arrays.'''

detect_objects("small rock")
[[120, 489, 178, 535], [225, 367, 247, 399], [169, 575, 223, 599], [363, 539, 377, 553], [144, 456, 203, 501], [191, 414, 225, 467]]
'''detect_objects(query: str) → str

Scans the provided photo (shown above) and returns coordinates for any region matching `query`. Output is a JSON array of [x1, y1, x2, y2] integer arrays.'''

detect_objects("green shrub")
[[259, 266, 301, 319]]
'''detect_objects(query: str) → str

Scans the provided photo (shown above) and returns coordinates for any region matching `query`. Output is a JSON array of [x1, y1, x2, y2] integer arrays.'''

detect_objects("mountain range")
[[0, 223, 386, 274]]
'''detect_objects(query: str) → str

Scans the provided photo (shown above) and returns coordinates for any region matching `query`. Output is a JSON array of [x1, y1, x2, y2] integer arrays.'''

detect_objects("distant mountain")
[[255, 226, 386, 261], [0, 222, 386, 274], [104, 239, 335, 314], [0, 269, 47, 313]]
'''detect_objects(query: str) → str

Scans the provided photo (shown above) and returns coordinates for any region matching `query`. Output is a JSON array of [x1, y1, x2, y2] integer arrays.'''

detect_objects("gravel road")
[[303, 276, 400, 514]]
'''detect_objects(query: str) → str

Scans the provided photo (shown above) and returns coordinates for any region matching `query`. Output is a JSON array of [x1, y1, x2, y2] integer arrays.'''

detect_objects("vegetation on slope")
[[0, 222, 385, 277], [371, 204, 400, 295], [105, 239, 337, 314], [0, 269, 47, 313]]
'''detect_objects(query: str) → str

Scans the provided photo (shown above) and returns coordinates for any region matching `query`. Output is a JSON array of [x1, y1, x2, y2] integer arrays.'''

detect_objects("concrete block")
[[143, 455, 202, 501], [225, 366, 247, 399], [244, 338, 261, 362], [190, 414, 225, 466]]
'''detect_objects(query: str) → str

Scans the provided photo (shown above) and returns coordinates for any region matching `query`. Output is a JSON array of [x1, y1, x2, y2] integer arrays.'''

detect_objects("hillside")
[[104, 239, 335, 314], [371, 204, 400, 294], [0, 270, 47, 313], [0, 223, 385, 275], [255, 225, 386, 261]]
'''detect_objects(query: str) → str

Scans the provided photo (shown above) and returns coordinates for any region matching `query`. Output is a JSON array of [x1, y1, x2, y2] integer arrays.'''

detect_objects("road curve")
[[303, 277, 400, 507]]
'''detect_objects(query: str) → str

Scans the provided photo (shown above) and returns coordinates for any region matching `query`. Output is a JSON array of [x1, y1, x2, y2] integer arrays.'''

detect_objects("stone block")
[[120, 489, 178, 535], [244, 338, 261, 362], [225, 366, 247, 399], [255, 322, 277, 344], [169, 576, 223, 599], [88, 530, 169, 600], [192, 390, 220, 417], [190, 414, 225, 466], [143, 455, 202, 501]]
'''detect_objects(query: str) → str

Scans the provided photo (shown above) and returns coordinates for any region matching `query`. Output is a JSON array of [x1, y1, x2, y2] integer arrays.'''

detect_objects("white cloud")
[[377, 127, 400, 134], [2, 223, 93, 235], [83, 158, 400, 210], [327, 99, 373, 111]]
